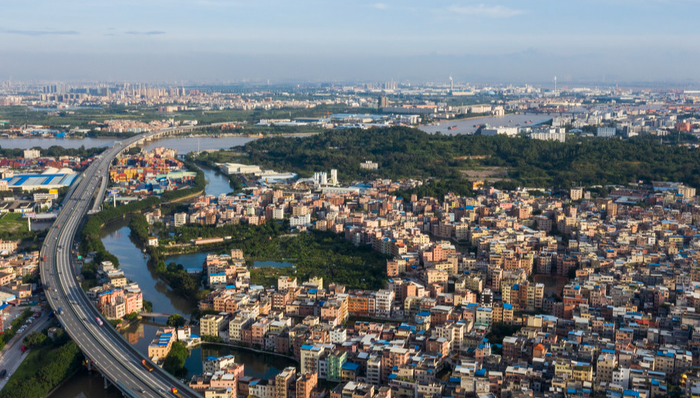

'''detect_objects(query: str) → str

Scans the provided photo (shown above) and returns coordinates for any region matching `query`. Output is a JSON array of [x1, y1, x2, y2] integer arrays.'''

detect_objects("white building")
[[203, 355, 237, 374], [481, 127, 518, 137], [248, 380, 275, 398], [23, 149, 40, 159], [375, 289, 395, 317], [301, 344, 325, 376], [359, 160, 379, 170], [220, 163, 261, 175], [597, 127, 616, 137], [530, 131, 566, 143], [290, 213, 311, 228], [330, 327, 347, 345], [174, 212, 187, 227], [272, 207, 285, 220]]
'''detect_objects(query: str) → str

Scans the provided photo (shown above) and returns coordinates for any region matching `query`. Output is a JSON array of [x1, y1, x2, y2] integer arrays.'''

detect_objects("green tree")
[[162, 342, 188, 377], [167, 314, 186, 328], [23, 331, 47, 348]]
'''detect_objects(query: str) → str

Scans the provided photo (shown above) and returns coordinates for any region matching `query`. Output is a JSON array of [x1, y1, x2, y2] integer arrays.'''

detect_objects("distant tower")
[[378, 94, 388, 109], [449, 76, 454, 92], [554, 76, 557, 93]]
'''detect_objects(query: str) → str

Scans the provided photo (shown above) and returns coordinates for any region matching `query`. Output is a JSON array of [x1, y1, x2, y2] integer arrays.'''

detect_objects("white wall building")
[[481, 127, 518, 136]]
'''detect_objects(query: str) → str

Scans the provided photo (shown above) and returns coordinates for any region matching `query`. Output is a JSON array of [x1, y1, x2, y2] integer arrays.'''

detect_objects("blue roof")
[[342, 362, 359, 371]]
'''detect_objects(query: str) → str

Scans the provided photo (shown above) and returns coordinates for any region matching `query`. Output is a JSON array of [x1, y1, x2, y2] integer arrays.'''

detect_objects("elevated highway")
[[40, 126, 210, 397]]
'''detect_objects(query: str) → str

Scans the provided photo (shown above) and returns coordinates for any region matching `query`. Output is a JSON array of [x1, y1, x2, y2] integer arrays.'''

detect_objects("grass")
[[0, 213, 27, 234], [250, 266, 285, 288], [5, 346, 45, 384]]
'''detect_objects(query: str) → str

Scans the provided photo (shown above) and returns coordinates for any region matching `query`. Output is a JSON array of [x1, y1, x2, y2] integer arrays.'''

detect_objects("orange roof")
[[534, 344, 545, 351]]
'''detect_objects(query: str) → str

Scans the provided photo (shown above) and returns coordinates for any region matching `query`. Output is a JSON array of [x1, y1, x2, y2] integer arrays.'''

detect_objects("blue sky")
[[2, 0, 700, 83]]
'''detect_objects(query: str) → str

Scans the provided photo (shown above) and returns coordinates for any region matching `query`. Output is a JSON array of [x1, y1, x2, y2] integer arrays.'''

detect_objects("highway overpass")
[[40, 126, 211, 397]]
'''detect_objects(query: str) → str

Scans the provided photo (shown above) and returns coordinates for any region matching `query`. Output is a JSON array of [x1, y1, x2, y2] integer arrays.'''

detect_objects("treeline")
[[0, 145, 104, 159], [0, 309, 33, 351], [394, 178, 475, 200], [79, 196, 160, 267], [162, 221, 388, 290], [0, 339, 82, 398], [79, 160, 205, 266], [236, 127, 700, 189], [127, 213, 206, 301], [160, 160, 206, 202], [163, 341, 188, 377], [282, 230, 388, 290]]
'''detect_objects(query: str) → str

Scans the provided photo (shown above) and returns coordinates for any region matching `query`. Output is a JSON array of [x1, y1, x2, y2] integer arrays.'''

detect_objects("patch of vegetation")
[[0, 213, 44, 242], [225, 127, 700, 190], [0, 145, 104, 159], [1, 332, 82, 398], [162, 341, 188, 377], [167, 314, 186, 328], [0, 309, 33, 350], [486, 323, 523, 345], [200, 335, 224, 343], [159, 220, 389, 290]]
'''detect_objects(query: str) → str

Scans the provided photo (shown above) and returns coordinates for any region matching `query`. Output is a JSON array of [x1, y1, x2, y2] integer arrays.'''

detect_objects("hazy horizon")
[[2, 0, 700, 84]]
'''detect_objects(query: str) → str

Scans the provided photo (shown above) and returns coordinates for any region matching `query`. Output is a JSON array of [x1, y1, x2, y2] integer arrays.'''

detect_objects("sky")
[[1, 0, 700, 84]]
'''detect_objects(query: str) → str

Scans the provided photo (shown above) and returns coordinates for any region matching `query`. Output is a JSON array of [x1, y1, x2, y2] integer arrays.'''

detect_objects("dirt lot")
[[461, 166, 511, 182]]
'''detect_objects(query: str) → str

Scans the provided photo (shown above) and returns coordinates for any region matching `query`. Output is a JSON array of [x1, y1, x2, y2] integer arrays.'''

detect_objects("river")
[[139, 136, 256, 154], [0, 135, 257, 152], [51, 166, 294, 397], [418, 112, 550, 135], [0, 137, 116, 150]]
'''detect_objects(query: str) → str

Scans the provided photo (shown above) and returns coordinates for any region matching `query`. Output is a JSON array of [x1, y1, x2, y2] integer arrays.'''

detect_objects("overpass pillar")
[[104, 376, 109, 389], [86, 357, 91, 371]]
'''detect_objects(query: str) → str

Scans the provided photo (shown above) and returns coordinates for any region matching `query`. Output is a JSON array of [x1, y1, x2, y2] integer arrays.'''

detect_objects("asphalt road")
[[40, 128, 201, 398], [0, 313, 50, 391]]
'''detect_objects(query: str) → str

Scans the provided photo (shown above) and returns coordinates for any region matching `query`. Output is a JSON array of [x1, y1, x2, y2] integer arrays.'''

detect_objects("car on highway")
[[0, 369, 7, 378]]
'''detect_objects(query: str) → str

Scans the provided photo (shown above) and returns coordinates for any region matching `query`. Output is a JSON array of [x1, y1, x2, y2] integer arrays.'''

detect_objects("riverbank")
[[418, 112, 550, 135]]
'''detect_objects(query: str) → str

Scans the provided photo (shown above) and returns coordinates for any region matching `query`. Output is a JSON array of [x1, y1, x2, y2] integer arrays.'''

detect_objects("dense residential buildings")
[[162, 176, 700, 398]]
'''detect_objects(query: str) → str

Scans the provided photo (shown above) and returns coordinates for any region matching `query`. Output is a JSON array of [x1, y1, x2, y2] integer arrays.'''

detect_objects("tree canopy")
[[224, 127, 700, 189]]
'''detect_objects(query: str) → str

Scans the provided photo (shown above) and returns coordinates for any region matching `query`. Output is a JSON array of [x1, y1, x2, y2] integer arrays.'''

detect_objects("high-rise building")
[[296, 372, 318, 398], [378, 95, 388, 108], [570, 187, 583, 201], [300, 344, 325, 375], [275, 366, 296, 398]]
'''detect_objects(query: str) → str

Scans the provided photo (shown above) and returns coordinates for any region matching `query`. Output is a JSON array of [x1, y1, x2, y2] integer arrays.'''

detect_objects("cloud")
[[447, 4, 523, 18], [1, 28, 79, 36], [125, 30, 166, 35], [371, 2, 389, 9]]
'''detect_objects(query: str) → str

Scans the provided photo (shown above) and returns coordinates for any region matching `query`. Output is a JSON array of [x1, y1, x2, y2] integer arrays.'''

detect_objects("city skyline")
[[2, 0, 700, 83]]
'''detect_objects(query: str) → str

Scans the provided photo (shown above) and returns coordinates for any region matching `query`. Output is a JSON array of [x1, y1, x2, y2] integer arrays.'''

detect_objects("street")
[[0, 311, 51, 391]]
